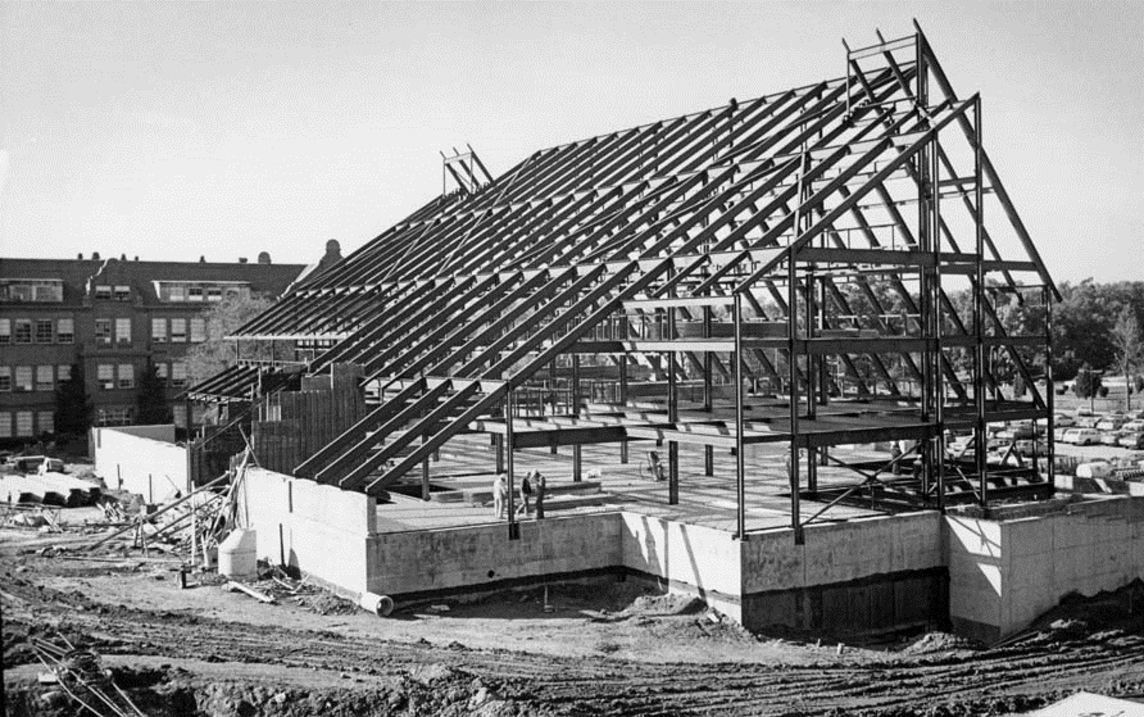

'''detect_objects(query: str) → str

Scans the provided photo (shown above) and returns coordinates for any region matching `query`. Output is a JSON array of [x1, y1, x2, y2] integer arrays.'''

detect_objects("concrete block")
[[945, 516, 1002, 559], [1004, 517, 1054, 559]]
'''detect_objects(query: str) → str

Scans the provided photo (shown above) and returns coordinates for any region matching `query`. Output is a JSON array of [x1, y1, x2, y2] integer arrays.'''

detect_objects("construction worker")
[[493, 473, 507, 518]]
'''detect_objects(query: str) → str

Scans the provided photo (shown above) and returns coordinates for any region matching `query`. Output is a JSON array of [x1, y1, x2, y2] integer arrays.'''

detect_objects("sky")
[[1, 1, 1141, 283]]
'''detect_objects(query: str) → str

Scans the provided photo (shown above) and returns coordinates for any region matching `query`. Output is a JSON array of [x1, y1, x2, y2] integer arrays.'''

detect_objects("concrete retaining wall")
[[946, 497, 1144, 641], [91, 425, 185, 501], [238, 468, 376, 595], [739, 513, 947, 633], [619, 513, 743, 619], [367, 513, 621, 598]]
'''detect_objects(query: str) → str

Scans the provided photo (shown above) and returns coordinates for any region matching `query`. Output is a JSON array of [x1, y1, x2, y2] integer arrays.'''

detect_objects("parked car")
[[1118, 432, 1144, 449], [1100, 432, 1125, 446], [1121, 419, 1144, 433], [1076, 407, 1095, 417], [1096, 416, 1128, 431], [1054, 414, 1077, 428], [1053, 426, 1071, 441], [1062, 428, 1101, 446]]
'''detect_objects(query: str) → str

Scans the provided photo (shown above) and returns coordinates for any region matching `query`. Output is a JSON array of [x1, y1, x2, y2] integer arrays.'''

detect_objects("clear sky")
[[1, 1, 1141, 282]]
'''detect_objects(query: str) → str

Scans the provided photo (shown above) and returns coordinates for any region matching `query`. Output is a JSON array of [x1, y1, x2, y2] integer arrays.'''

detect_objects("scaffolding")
[[186, 24, 1057, 544]]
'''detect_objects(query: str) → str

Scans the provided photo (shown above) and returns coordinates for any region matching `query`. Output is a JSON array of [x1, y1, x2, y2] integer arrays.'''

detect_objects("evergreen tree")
[[135, 361, 173, 425], [54, 363, 93, 437], [1074, 365, 1102, 399]]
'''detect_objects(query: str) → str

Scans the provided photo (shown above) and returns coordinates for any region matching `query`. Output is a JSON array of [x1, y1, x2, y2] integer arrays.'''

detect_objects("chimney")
[[92, 252, 101, 261], [199, 255, 206, 263], [120, 253, 127, 261], [238, 257, 248, 264], [134, 256, 139, 261], [257, 251, 271, 265], [77, 253, 84, 260]]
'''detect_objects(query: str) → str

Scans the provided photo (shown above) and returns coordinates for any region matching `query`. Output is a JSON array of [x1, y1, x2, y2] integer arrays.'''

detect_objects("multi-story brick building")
[[0, 251, 315, 444]]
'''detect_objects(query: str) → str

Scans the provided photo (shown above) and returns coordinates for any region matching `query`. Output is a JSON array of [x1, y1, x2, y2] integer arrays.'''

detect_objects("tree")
[[1111, 306, 1144, 410], [54, 363, 93, 437], [185, 294, 288, 385], [135, 361, 173, 424], [1074, 365, 1102, 400]]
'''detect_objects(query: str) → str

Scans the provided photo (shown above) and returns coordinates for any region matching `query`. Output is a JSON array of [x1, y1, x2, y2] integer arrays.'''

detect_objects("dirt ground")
[[3, 516, 1144, 716]]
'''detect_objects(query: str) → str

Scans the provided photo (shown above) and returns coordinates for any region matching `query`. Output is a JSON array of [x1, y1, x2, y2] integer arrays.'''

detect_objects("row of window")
[[0, 408, 145, 437], [0, 318, 75, 344], [0, 280, 64, 304], [152, 317, 206, 343], [93, 285, 133, 302], [0, 410, 54, 438], [0, 365, 71, 393], [0, 361, 187, 393], [0, 316, 208, 346], [155, 281, 250, 303]]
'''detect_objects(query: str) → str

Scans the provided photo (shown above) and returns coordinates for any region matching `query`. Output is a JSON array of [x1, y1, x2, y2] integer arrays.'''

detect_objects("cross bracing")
[[187, 24, 1058, 541]]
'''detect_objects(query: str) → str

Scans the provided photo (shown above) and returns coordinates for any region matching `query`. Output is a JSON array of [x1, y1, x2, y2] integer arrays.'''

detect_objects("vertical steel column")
[[1044, 285, 1056, 490], [805, 272, 817, 495], [505, 391, 519, 540], [703, 305, 715, 476], [668, 307, 679, 505], [932, 136, 946, 511], [619, 354, 629, 463], [734, 292, 747, 540], [495, 434, 505, 473], [973, 96, 988, 506], [788, 153, 806, 545], [571, 353, 582, 482]]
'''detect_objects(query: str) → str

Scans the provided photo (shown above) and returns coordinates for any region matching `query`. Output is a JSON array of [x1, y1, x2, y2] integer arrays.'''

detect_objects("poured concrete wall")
[[239, 468, 376, 595], [947, 497, 1144, 641], [619, 513, 742, 619], [367, 513, 621, 598], [91, 425, 185, 501], [739, 513, 947, 634]]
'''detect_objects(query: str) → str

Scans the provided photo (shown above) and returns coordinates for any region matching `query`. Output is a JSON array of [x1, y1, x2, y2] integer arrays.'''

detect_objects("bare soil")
[[3, 518, 1144, 716]]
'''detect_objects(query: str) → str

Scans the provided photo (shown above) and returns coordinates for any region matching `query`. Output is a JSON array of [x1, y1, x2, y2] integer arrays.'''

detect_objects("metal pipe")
[[734, 292, 746, 540]]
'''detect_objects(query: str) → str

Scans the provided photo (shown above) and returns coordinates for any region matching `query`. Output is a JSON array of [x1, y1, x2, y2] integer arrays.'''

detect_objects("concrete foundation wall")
[[92, 425, 185, 501], [619, 513, 742, 620], [739, 513, 946, 634], [367, 514, 622, 598], [239, 468, 376, 595], [947, 497, 1144, 641]]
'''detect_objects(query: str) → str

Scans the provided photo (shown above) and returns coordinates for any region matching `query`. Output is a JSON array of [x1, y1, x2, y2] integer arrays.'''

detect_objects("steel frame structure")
[[187, 24, 1057, 543]]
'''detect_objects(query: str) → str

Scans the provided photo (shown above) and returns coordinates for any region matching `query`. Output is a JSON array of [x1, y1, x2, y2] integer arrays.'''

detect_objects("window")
[[151, 318, 167, 342], [35, 365, 53, 392], [115, 318, 132, 344], [0, 412, 10, 438], [15, 411, 34, 437], [94, 319, 112, 345], [58, 365, 72, 382], [190, 317, 206, 343], [34, 319, 53, 343], [57, 317, 74, 343], [170, 318, 187, 343], [117, 364, 135, 389], [0, 318, 9, 343], [0, 367, 10, 392], [97, 364, 115, 390], [155, 363, 169, 384], [207, 286, 223, 302], [95, 285, 112, 300], [171, 361, 187, 388], [14, 366, 33, 392], [96, 407, 133, 427], [114, 285, 131, 301], [38, 411, 54, 435], [168, 284, 186, 302], [14, 319, 32, 343], [188, 285, 204, 302], [0, 280, 63, 303]]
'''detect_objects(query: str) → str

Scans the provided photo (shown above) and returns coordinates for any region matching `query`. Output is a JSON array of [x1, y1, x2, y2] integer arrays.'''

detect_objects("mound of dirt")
[[902, 632, 979, 655]]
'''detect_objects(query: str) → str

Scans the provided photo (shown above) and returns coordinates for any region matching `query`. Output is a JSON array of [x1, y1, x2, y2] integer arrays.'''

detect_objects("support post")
[[972, 95, 988, 506], [505, 391, 519, 540], [668, 307, 679, 505], [619, 354, 629, 464], [572, 354, 582, 482], [703, 305, 714, 476], [734, 292, 747, 540]]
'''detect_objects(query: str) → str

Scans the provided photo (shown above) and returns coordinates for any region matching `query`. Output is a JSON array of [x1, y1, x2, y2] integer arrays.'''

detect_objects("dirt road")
[[4, 529, 1144, 716]]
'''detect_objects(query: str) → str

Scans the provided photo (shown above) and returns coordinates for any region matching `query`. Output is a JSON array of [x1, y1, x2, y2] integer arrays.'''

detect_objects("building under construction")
[[171, 25, 1144, 640]]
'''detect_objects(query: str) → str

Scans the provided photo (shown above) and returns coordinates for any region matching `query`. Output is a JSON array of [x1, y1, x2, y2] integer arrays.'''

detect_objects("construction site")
[[4, 23, 1144, 717]]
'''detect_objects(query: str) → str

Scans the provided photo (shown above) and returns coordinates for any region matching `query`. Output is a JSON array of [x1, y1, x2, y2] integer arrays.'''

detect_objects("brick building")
[[0, 251, 315, 443]]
